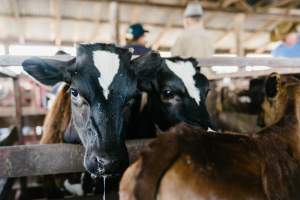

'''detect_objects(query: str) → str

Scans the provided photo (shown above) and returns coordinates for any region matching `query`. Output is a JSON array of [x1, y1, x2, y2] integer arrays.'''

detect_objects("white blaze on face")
[[92, 50, 120, 99], [165, 60, 200, 105]]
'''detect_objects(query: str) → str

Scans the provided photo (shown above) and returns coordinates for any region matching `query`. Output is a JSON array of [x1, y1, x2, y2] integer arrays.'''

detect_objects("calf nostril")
[[90, 154, 103, 166]]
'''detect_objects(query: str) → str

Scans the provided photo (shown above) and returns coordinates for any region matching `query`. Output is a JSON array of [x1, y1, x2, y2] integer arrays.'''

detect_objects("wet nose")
[[88, 153, 123, 175], [99, 158, 120, 174]]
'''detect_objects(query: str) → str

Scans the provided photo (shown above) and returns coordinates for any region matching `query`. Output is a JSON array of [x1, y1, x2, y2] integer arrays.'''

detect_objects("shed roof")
[[0, 0, 300, 54]]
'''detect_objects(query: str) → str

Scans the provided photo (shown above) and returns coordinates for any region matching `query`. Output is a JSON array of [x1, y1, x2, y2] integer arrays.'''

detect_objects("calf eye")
[[162, 89, 174, 99], [70, 88, 83, 106], [71, 88, 79, 97]]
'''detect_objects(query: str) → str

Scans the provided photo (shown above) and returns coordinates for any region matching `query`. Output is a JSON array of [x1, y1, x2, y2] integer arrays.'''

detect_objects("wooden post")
[[12, 77, 23, 144], [109, 1, 120, 44], [9, 0, 25, 44], [234, 14, 244, 56], [51, 0, 62, 46], [234, 14, 245, 57]]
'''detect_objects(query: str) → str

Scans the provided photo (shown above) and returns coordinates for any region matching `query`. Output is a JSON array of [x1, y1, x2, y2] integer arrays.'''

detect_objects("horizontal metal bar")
[[208, 67, 300, 80], [0, 139, 152, 178], [2, 55, 300, 79], [2, 55, 300, 68], [0, 68, 17, 78], [198, 57, 300, 68], [0, 55, 72, 67]]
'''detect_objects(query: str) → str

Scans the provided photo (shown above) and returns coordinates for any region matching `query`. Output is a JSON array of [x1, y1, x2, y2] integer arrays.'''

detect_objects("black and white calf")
[[22, 43, 212, 179], [22, 43, 161, 177], [132, 55, 213, 132]]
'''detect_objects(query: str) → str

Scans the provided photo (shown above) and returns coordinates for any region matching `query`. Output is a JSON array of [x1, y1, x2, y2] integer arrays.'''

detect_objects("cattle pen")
[[1, 55, 300, 199], [1, 0, 300, 199]]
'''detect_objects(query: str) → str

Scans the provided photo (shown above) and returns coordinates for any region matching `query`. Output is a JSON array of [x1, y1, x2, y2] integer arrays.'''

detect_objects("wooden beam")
[[78, 0, 300, 23], [109, 1, 120, 44], [221, 0, 239, 8], [0, 140, 152, 177], [234, 13, 245, 56], [73, 0, 84, 43], [243, 20, 279, 43], [252, 7, 292, 53], [180, 0, 189, 6], [237, 0, 254, 13], [51, 0, 62, 46], [12, 78, 23, 144], [0, 107, 47, 118], [151, 13, 177, 50], [129, 5, 142, 23], [9, 0, 25, 44], [203, 13, 217, 27], [0, 13, 276, 33], [215, 16, 236, 46], [88, 3, 102, 42], [263, 0, 294, 9], [215, 30, 233, 46]]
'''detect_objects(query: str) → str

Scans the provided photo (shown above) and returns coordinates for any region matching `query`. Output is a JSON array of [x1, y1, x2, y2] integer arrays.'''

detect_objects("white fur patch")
[[207, 127, 216, 132], [93, 50, 120, 99], [165, 60, 200, 105], [239, 96, 251, 103], [64, 179, 84, 196]]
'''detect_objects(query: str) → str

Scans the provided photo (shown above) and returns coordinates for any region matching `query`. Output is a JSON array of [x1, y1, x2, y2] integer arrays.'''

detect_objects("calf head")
[[22, 43, 150, 176], [257, 73, 300, 127], [133, 55, 212, 131]]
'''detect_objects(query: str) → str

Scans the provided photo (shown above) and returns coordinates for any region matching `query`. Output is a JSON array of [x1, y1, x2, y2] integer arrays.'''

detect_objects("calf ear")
[[22, 57, 75, 86], [131, 52, 163, 92], [265, 73, 280, 98]]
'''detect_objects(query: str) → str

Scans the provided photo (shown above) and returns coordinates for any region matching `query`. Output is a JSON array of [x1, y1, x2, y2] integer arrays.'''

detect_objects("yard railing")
[[1, 55, 300, 177]]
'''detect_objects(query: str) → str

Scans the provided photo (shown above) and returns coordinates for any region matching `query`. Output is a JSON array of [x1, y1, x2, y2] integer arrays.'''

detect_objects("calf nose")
[[99, 158, 120, 175], [88, 153, 103, 168]]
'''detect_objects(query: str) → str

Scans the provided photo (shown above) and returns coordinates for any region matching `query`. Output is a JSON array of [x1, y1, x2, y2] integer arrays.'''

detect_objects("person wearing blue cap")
[[125, 23, 151, 56]]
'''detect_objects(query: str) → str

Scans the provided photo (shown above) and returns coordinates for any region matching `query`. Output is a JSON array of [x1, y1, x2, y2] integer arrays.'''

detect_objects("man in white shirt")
[[171, 1, 214, 58]]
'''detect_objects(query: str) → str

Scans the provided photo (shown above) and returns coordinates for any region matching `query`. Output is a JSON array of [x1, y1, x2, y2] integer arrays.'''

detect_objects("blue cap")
[[126, 23, 149, 40]]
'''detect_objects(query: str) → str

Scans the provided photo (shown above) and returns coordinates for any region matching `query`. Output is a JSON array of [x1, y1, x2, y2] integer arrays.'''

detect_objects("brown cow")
[[120, 73, 300, 200]]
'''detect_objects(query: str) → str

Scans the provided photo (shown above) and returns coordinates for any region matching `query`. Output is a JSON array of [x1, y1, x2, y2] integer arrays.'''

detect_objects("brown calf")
[[40, 84, 71, 144], [120, 73, 300, 200]]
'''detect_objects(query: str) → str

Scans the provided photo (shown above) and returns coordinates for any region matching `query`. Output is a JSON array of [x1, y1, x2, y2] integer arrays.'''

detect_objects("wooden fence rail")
[[0, 139, 151, 178], [2, 55, 300, 67], [1, 55, 300, 79]]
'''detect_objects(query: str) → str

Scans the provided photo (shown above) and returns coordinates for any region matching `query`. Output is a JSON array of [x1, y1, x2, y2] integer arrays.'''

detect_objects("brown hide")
[[40, 84, 71, 144], [120, 74, 300, 200], [38, 84, 72, 191]]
